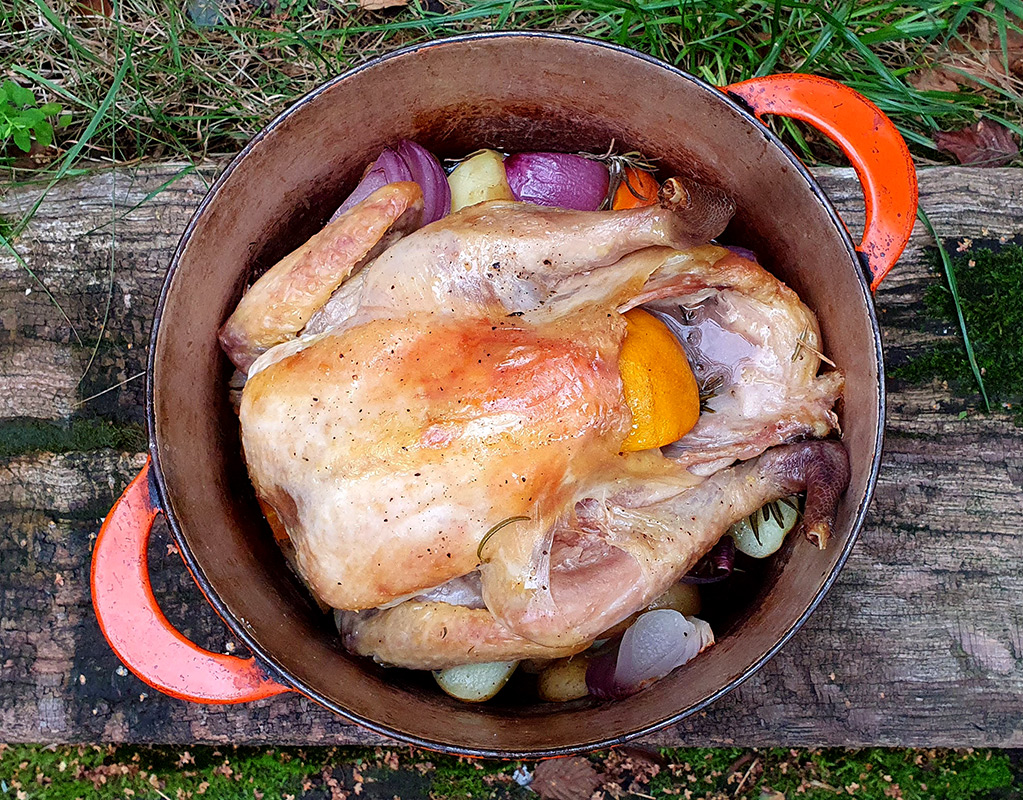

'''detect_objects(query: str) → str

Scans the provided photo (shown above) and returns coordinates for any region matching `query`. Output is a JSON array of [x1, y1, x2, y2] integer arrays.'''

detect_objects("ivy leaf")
[[39, 102, 62, 116], [58, 114, 72, 128], [34, 120, 54, 149], [12, 128, 32, 153]]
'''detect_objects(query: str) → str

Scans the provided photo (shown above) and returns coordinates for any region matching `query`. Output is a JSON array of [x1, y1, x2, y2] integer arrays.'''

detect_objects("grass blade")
[[79, 184, 116, 387], [75, 371, 146, 408], [11, 65, 98, 111], [917, 207, 991, 412], [83, 164, 198, 235], [79, 84, 122, 388]]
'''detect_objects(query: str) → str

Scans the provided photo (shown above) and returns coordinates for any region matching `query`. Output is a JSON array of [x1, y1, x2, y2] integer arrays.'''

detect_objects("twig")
[[75, 371, 145, 407], [734, 758, 759, 796]]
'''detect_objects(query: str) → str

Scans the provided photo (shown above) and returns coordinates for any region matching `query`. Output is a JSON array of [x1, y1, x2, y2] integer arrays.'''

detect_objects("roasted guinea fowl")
[[220, 179, 849, 671]]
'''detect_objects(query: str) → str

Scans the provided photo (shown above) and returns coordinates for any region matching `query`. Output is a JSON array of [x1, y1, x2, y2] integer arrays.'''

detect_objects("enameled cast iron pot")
[[93, 33, 917, 757]]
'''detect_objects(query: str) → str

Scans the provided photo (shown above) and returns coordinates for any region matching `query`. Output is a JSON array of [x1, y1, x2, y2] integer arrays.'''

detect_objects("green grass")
[[2, 0, 1020, 200], [0, 744, 1017, 799], [891, 242, 1023, 422]]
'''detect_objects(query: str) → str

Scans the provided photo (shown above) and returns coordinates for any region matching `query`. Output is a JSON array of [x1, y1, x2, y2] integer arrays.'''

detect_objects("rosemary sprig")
[[442, 149, 491, 170], [476, 515, 530, 561], [698, 374, 725, 414], [748, 495, 803, 545], [581, 140, 660, 210]]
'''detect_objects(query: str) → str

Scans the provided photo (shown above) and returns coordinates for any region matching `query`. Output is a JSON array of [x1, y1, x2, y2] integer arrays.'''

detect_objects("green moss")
[[892, 244, 1023, 422], [799, 748, 1014, 800], [429, 754, 522, 799], [646, 748, 1015, 799], [0, 744, 317, 800], [0, 417, 146, 458], [0, 744, 1017, 799]]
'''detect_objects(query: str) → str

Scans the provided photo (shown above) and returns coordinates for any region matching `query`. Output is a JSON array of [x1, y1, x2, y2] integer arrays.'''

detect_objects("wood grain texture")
[[1, 163, 1022, 747]]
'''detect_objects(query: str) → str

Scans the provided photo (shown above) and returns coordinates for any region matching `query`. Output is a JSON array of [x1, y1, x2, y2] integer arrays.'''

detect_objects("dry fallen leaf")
[[908, 67, 960, 93], [934, 119, 1020, 166], [75, 0, 113, 16], [923, 15, 1023, 92], [532, 757, 603, 800]]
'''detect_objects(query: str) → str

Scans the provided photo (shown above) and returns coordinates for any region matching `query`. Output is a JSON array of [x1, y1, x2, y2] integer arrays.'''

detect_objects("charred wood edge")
[[1, 164, 1022, 746]]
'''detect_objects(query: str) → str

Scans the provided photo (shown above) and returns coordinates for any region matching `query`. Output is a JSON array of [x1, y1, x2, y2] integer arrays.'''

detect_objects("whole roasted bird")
[[220, 179, 849, 670]]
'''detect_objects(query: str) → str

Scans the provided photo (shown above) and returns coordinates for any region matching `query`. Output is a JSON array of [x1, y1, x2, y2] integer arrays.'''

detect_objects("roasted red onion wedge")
[[505, 152, 609, 210], [332, 140, 449, 224], [396, 139, 451, 224], [681, 536, 735, 585], [724, 244, 759, 262], [587, 611, 715, 699]]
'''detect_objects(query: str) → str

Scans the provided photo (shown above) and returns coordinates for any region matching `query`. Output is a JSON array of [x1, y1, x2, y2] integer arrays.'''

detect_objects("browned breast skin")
[[240, 313, 629, 610]]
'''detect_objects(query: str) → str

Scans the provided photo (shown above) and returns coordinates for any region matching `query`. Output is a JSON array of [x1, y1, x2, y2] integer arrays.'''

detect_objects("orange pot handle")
[[723, 74, 918, 291], [92, 458, 291, 703]]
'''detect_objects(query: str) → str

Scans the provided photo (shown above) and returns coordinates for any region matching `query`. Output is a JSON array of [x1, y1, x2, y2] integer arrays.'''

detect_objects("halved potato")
[[448, 149, 515, 211], [537, 655, 590, 702], [433, 661, 518, 702]]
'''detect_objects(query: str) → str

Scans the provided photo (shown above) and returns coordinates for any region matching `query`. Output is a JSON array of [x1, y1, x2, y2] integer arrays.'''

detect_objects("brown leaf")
[[75, 0, 113, 16], [532, 757, 603, 800], [908, 67, 960, 93], [910, 10, 1023, 94], [934, 119, 1020, 166], [945, 26, 1023, 89]]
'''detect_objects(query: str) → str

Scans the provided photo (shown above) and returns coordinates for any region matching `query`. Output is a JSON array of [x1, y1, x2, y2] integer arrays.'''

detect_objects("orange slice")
[[618, 308, 700, 451]]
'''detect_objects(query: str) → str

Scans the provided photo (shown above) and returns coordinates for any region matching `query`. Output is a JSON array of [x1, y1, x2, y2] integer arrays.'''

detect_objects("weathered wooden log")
[[1, 163, 1021, 746]]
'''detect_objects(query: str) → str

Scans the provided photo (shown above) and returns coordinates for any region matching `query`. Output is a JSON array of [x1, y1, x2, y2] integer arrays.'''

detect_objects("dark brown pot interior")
[[149, 32, 882, 757]]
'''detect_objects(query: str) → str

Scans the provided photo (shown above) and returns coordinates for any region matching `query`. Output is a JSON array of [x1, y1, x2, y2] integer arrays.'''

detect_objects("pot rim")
[[145, 30, 885, 758]]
